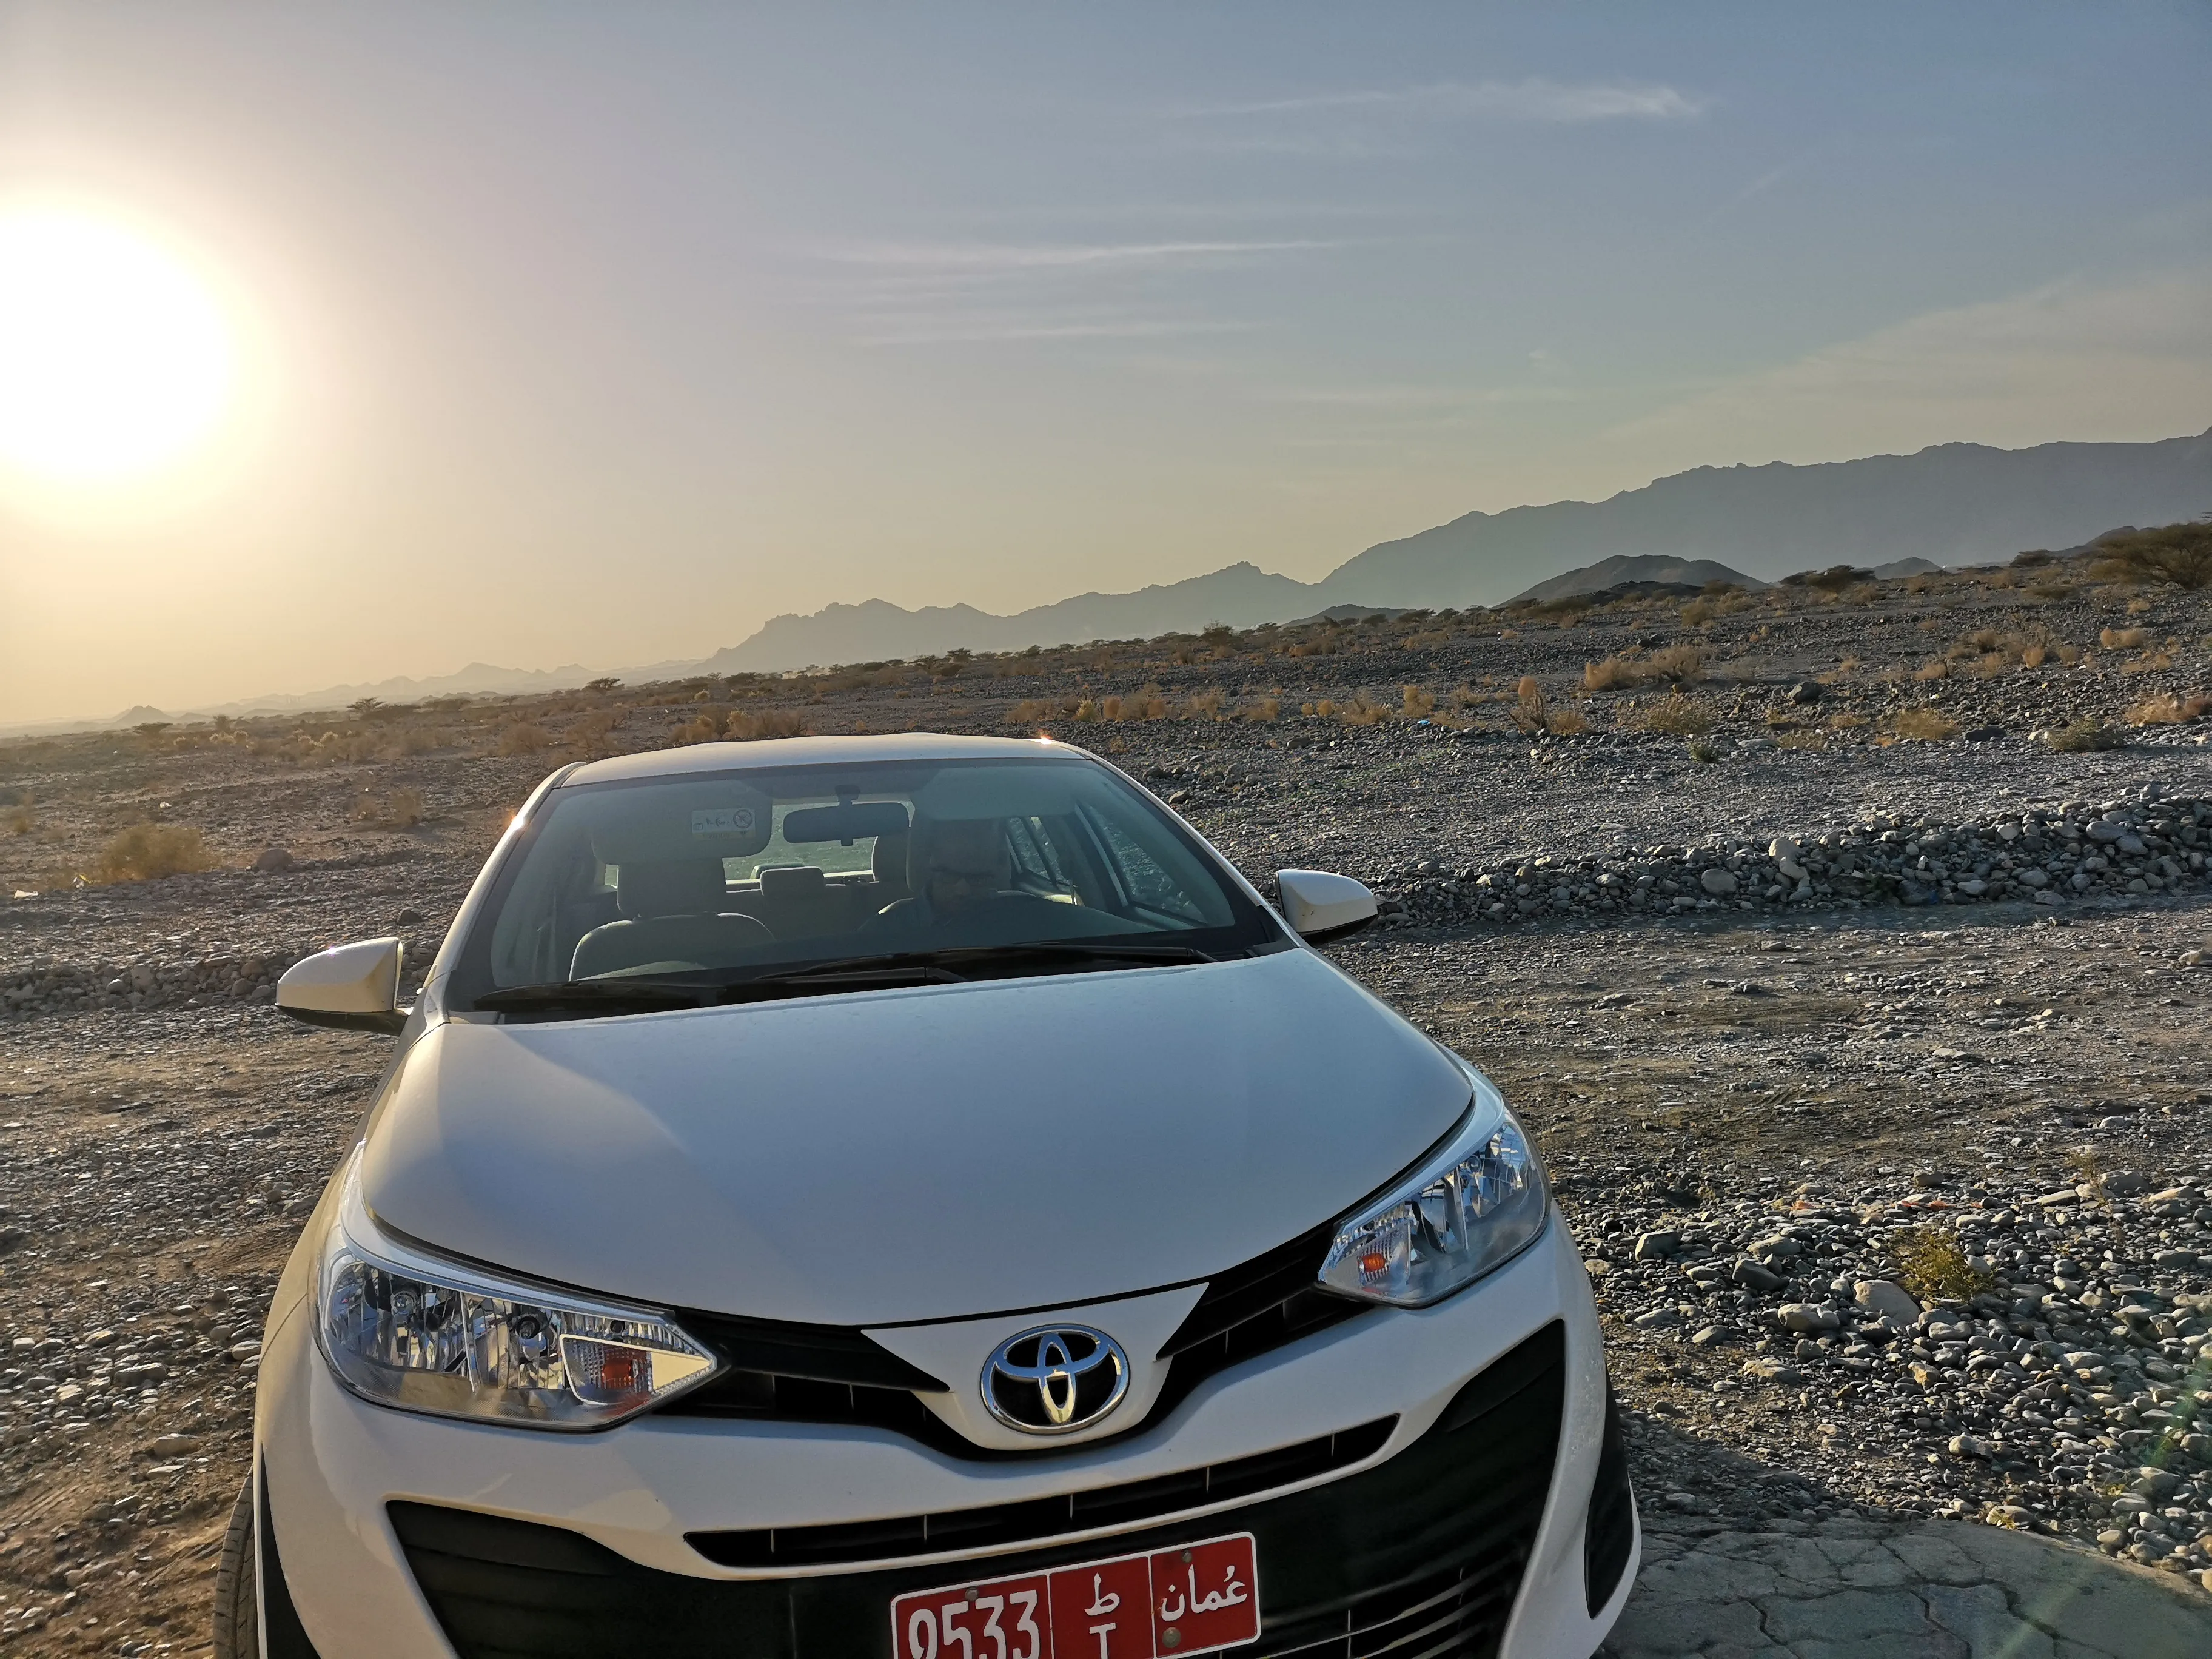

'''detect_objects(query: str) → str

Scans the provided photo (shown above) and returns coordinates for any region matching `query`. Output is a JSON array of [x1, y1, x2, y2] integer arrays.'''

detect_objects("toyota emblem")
[[981, 1324, 1130, 1435]]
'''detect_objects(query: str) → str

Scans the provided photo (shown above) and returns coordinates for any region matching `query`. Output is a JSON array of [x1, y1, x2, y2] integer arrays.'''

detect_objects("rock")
[[147, 1433, 200, 1456], [1855, 1279, 1923, 1324], [1700, 868, 1739, 896], [1749, 1234, 1802, 1261], [1786, 680, 1824, 704], [1733, 1259, 1786, 1292], [1741, 1358, 1803, 1384], [1948, 1433, 1992, 1458], [396, 906, 424, 925], [1632, 1307, 1683, 1329], [1778, 1302, 1841, 1334], [252, 846, 297, 874], [1634, 1230, 1681, 1260]]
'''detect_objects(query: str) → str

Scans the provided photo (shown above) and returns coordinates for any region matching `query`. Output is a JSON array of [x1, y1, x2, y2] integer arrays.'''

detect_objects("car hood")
[[360, 949, 1472, 1326]]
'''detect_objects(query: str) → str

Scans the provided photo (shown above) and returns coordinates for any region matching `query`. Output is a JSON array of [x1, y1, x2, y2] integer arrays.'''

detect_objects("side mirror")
[[276, 937, 408, 1034], [1275, 869, 1379, 945]]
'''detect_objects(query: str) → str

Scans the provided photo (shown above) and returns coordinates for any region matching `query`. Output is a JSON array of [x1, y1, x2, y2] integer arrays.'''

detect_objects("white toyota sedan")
[[223, 734, 1635, 1659]]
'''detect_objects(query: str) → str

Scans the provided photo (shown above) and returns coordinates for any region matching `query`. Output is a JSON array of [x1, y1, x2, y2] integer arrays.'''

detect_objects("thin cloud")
[[1189, 79, 1708, 124], [815, 238, 1337, 272], [857, 317, 1259, 347]]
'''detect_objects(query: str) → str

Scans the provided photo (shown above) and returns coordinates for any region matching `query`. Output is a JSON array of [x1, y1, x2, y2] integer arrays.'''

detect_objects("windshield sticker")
[[691, 807, 758, 837]]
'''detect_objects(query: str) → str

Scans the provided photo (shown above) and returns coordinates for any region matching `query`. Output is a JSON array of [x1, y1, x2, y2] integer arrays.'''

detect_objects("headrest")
[[617, 860, 729, 918], [758, 864, 826, 897]]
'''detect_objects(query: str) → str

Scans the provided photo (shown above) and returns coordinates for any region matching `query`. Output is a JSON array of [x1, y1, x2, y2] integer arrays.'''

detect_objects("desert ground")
[[3, 552, 2211, 1653]]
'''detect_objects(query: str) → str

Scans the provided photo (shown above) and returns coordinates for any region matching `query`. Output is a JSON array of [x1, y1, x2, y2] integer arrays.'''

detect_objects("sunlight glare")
[[0, 207, 238, 486]]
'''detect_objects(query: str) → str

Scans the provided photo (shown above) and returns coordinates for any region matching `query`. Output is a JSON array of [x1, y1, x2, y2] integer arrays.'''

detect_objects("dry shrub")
[[352, 789, 426, 828], [1634, 693, 1715, 736], [1338, 693, 1393, 726], [1401, 685, 1436, 719], [1507, 677, 1547, 735], [1100, 696, 1124, 721], [2100, 626, 2148, 650], [2091, 521, 2212, 590], [1546, 709, 1589, 736], [671, 715, 720, 746], [1009, 699, 1053, 724], [2046, 718, 2123, 752], [1776, 729, 1827, 751], [1240, 697, 1281, 723], [1186, 688, 1227, 720], [1680, 598, 1716, 626], [498, 723, 551, 756], [1071, 699, 1100, 722], [2124, 691, 2209, 726], [1914, 658, 1950, 682], [1827, 711, 1868, 730], [98, 822, 211, 882], [1889, 1225, 1992, 1305], [5, 806, 31, 836], [726, 708, 809, 740], [2021, 643, 2048, 668], [1582, 655, 1640, 693], [1886, 707, 1959, 742]]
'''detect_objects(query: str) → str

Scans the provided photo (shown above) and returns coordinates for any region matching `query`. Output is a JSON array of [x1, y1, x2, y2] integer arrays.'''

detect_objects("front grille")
[[391, 1320, 1564, 1659], [656, 1228, 1373, 1461], [688, 1416, 1396, 1568]]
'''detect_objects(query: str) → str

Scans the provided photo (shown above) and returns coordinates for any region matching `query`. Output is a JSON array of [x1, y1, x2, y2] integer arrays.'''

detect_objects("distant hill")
[[703, 562, 1323, 674], [1313, 428, 2212, 610], [1512, 555, 1766, 603], [16, 427, 2205, 732]]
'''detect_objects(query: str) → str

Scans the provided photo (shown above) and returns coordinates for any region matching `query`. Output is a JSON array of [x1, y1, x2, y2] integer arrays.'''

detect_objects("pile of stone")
[[1560, 1157, 2212, 1586], [0, 950, 287, 1019], [1380, 792, 2210, 927]]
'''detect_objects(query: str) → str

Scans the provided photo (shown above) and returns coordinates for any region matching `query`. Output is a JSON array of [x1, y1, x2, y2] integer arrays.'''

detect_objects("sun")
[[0, 206, 238, 486]]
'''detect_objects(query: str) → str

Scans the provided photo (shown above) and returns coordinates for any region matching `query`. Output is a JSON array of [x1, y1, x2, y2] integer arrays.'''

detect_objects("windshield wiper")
[[709, 941, 1218, 1002], [476, 942, 1219, 1017], [472, 979, 719, 1014]]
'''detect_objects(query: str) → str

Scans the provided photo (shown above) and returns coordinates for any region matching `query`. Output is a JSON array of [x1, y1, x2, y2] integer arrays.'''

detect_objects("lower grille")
[[391, 1320, 1564, 1659]]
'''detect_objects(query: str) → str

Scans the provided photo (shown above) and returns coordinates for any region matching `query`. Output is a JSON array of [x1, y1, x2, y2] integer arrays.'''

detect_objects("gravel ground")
[[2, 566, 2210, 1652]]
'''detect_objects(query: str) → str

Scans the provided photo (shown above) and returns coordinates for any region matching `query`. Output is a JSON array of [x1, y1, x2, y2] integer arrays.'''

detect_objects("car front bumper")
[[255, 1216, 1636, 1658]]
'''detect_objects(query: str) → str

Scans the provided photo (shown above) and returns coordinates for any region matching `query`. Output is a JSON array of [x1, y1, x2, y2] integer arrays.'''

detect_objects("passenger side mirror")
[[276, 937, 408, 1034], [1275, 869, 1379, 945]]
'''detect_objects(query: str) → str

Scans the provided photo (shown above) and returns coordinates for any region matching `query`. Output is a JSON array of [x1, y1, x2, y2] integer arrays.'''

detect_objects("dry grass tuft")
[[2123, 691, 2209, 726], [1889, 1225, 1994, 1305], [1240, 696, 1282, 723], [2099, 626, 2148, 650], [497, 722, 551, 756], [2046, 717, 2124, 752], [726, 708, 809, 740], [1401, 685, 1436, 719], [97, 822, 212, 883], [1886, 707, 1959, 742], [1633, 693, 1717, 736], [1546, 709, 1589, 736]]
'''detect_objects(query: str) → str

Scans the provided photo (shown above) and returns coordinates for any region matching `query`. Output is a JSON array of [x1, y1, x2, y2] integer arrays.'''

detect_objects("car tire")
[[212, 1473, 258, 1659]]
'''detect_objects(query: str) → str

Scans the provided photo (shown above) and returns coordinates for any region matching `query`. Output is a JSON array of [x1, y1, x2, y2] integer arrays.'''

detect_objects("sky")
[[2, 2, 2209, 725]]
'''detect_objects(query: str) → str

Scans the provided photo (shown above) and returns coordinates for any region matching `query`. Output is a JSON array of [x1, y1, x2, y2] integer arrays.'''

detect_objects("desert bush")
[[353, 788, 426, 828], [1889, 1225, 1992, 1305], [498, 723, 551, 756], [1776, 729, 1827, 751], [726, 708, 809, 740], [1826, 711, 1868, 730], [2099, 626, 2148, 650], [1546, 709, 1589, 736], [2090, 520, 2212, 590], [2046, 718, 2124, 752], [1186, 688, 1227, 720], [1634, 694, 1716, 736], [2123, 691, 2208, 725], [98, 822, 211, 882], [2021, 643, 2048, 668], [1684, 737, 1720, 764], [1581, 655, 1640, 693], [1914, 658, 1949, 682], [1886, 707, 1959, 742], [1401, 685, 1435, 719], [1071, 699, 1100, 722], [1240, 697, 1281, 723], [1679, 598, 1715, 626], [1338, 693, 1393, 727]]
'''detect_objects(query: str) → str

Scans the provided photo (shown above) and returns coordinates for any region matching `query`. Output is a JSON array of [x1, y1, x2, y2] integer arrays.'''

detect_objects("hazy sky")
[[2, 2, 2210, 723]]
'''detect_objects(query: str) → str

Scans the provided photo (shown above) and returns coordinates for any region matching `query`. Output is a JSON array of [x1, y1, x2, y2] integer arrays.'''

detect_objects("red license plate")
[[890, 1532, 1261, 1659]]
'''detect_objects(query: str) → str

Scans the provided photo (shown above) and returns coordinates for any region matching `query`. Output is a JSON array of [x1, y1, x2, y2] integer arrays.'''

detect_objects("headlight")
[[1318, 1084, 1548, 1307], [315, 1152, 717, 1430]]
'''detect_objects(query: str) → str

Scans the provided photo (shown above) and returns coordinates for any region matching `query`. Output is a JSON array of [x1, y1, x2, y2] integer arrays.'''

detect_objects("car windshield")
[[448, 754, 1284, 1006]]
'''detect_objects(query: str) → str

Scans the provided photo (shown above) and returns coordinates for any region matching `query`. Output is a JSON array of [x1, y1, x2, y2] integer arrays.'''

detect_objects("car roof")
[[557, 732, 1092, 787]]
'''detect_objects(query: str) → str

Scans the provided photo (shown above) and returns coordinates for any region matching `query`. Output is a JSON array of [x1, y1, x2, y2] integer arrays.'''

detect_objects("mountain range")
[[28, 426, 2210, 731]]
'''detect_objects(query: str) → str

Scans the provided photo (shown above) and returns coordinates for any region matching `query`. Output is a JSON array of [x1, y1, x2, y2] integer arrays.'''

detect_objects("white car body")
[[247, 735, 1637, 1659]]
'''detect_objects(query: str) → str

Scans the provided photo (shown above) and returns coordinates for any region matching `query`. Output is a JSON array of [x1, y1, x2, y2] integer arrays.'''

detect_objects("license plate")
[[890, 1532, 1261, 1659]]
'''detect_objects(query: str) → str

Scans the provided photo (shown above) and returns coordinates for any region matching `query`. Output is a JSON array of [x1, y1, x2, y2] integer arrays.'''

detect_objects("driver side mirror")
[[1275, 869, 1378, 945], [276, 937, 409, 1034]]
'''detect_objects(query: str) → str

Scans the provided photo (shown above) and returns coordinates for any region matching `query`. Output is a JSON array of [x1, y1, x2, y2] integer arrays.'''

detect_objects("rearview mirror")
[[276, 937, 408, 1034], [1275, 869, 1378, 945]]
